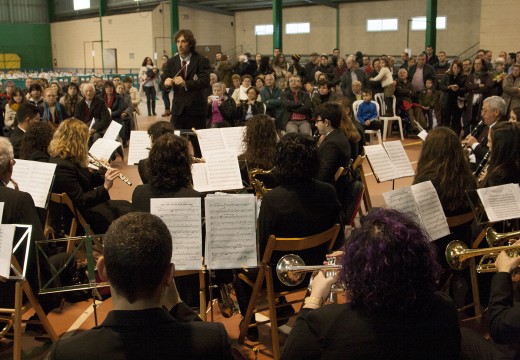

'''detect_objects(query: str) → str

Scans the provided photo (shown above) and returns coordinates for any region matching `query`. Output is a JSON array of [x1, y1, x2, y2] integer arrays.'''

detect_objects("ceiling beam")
[[307, 0, 338, 8], [179, 1, 234, 16]]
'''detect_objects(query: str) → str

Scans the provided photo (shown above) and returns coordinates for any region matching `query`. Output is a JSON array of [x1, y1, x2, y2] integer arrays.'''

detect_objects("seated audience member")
[[74, 83, 111, 143], [510, 106, 520, 122], [478, 121, 520, 188], [9, 102, 41, 158], [46, 212, 232, 360], [314, 103, 351, 185], [255, 76, 265, 92], [115, 82, 135, 144], [227, 74, 241, 99], [395, 68, 427, 131], [23, 77, 34, 96], [237, 86, 265, 125], [335, 97, 365, 159], [206, 82, 237, 128], [48, 119, 130, 234], [59, 82, 83, 119], [311, 80, 339, 114], [356, 88, 383, 131], [40, 87, 69, 128], [132, 133, 203, 213], [237, 114, 278, 187], [19, 121, 54, 162], [4, 87, 27, 132], [103, 80, 126, 137], [260, 73, 283, 128], [123, 76, 141, 115], [28, 83, 44, 108], [234, 133, 341, 341], [137, 121, 174, 184], [282, 208, 461, 360], [48, 80, 64, 102], [231, 75, 254, 105], [350, 80, 363, 101], [282, 75, 313, 136]]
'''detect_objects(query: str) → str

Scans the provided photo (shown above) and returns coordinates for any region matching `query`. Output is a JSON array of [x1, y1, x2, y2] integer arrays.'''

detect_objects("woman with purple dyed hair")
[[282, 208, 461, 360]]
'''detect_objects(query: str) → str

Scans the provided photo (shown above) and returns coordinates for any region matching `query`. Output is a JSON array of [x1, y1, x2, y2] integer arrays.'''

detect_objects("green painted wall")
[[0, 23, 52, 69]]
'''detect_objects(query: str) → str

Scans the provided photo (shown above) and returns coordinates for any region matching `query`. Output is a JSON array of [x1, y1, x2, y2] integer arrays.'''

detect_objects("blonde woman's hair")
[[48, 118, 89, 167]]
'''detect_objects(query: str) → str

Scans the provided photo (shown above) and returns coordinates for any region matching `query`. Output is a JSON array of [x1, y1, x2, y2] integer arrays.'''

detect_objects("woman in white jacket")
[[369, 57, 395, 116]]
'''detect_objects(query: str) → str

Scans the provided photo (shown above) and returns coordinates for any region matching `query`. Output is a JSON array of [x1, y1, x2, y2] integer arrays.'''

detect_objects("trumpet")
[[486, 228, 520, 247], [445, 240, 520, 273], [88, 154, 132, 186]]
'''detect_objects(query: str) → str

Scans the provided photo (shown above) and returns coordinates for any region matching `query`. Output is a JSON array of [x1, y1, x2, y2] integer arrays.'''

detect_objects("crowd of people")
[[1, 27, 520, 359]]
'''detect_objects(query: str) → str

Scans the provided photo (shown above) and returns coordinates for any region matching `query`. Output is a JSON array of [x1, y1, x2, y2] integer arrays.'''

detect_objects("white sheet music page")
[[221, 126, 246, 157], [204, 151, 243, 191], [127, 131, 151, 165], [383, 140, 415, 178], [205, 194, 257, 269], [12, 160, 56, 208], [192, 163, 211, 192], [196, 128, 226, 158], [103, 121, 123, 142], [364, 144, 397, 182], [383, 187, 421, 222], [411, 181, 450, 241], [477, 184, 520, 222], [150, 198, 203, 270], [89, 138, 121, 161], [0, 225, 16, 278]]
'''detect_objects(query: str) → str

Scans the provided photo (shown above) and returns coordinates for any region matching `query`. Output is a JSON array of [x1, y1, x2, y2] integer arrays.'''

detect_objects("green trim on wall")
[[0, 23, 52, 69]]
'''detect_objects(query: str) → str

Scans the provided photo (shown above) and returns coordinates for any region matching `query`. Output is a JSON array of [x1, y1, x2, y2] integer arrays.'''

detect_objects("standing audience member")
[[408, 53, 436, 95], [440, 60, 467, 136], [46, 212, 232, 360], [139, 56, 158, 117], [464, 57, 493, 136], [369, 57, 395, 116], [502, 63, 520, 113], [288, 54, 306, 82], [160, 54, 172, 118], [340, 56, 368, 100]]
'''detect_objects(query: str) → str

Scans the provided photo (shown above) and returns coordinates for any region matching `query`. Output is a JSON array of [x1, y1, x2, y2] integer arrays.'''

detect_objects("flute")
[[88, 154, 132, 186]]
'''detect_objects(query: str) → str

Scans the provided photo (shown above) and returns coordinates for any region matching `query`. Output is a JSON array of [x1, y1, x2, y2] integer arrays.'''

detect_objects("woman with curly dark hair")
[[59, 82, 83, 118], [234, 133, 341, 341], [19, 121, 54, 161], [282, 208, 460, 360], [131, 133, 203, 212]]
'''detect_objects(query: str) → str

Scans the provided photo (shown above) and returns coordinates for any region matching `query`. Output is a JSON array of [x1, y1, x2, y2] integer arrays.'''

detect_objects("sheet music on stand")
[[192, 150, 243, 192], [383, 181, 450, 241], [103, 121, 123, 142], [89, 137, 121, 161], [150, 197, 203, 271], [196, 127, 245, 158], [364, 140, 414, 182], [12, 160, 56, 209], [475, 184, 520, 223], [205, 194, 258, 269], [0, 224, 16, 279], [127, 131, 151, 165]]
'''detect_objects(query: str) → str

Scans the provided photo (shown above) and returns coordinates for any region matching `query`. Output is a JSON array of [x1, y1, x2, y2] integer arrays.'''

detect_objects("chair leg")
[[238, 265, 267, 344], [198, 270, 206, 321], [13, 282, 23, 360], [382, 120, 388, 141], [398, 119, 404, 140], [376, 131, 382, 144], [265, 268, 281, 360], [23, 281, 57, 341]]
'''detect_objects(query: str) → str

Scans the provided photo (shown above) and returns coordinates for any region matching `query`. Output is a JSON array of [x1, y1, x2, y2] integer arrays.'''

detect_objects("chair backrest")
[[262, 224, 341, 264], [45, 192, 94, 239], [353, 100, 379, 123], [352, 154, 372, 212], [446, 211, 474, 228], [374, 93, 396, 116]]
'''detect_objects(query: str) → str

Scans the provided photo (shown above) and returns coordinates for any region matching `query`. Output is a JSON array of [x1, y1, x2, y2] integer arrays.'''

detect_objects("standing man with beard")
[[161, 29, 211, 130]]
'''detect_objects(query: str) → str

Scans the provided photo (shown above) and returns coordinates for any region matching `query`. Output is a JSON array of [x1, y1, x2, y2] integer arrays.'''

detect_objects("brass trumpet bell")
[[486, 228, 520, 247], [445, 240, 520, 273]]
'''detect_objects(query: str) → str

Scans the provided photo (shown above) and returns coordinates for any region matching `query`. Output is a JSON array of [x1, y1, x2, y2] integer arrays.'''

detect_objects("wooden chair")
[[0, 256, 57, 360], [353, 100, 382, 145], [374, 93, 404, 141], [335, 166, 365, 226], [445, 212, 483, 318], [351, 154, 371, 214], [237, 224, 341, 359]]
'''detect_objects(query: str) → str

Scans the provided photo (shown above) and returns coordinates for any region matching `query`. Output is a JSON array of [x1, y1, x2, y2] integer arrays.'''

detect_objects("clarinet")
[[473, 151, 490, 179], [462, 120, 485, 149]]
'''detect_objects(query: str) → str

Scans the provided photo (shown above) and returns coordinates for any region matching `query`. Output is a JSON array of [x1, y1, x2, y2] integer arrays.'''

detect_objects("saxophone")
[[218, 283, 239, 318]]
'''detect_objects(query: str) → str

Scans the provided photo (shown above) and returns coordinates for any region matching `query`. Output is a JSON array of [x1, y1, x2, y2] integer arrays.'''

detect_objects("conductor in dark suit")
[[161, 29, 211, 130], [46, 212, 232, 360], [314, 103, 351, 185]]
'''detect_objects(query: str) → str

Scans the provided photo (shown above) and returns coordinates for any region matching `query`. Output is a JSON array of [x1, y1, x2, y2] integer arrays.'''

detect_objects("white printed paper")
[[383, 141, 415, 178], [364, 144, 397, 182], [197, 127, 245, 158], [89, 138, 121, 161], [192, 151, 243, 192], [12, 160, 56, 208], [0, 225, 16, 278], [150, 198, 203, 270], [477, 184, 520, 222], [103, 121, 123, 142], [205, 195, 257, 269], [127, 131, 151, 165]]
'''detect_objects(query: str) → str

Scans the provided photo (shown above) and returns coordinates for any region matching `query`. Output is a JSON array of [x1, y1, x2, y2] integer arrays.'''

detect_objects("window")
[[255, 25, 273, 36], [286, 22, 310, 34], [73, 0, 90, 10], [410, 16, 447, 31], [366, 18, 398, 32]]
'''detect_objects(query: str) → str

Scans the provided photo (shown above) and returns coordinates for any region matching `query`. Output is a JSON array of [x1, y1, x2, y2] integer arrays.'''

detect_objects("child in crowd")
[[356, 88, 382, 130], [418, 78, 439, 128]]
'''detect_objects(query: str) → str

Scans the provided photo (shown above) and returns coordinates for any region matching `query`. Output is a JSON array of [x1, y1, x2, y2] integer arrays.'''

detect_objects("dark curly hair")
[[148, 133, 192, 191], [174, 29, 197, 52], [341, 208, 441, 314], [241, 114, 277, 170], [19, 122, 54, 160], [147, 120, 174, 143], [273, 133, 319, 185]]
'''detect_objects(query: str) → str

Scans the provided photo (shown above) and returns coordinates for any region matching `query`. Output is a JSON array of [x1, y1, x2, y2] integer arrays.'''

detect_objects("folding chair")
[[353, 99, 382, 145], [374, 93, 404, 141], [351, 154, 371, 214], [238, 224, 341, 359], [335, 166, 365, 226]]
